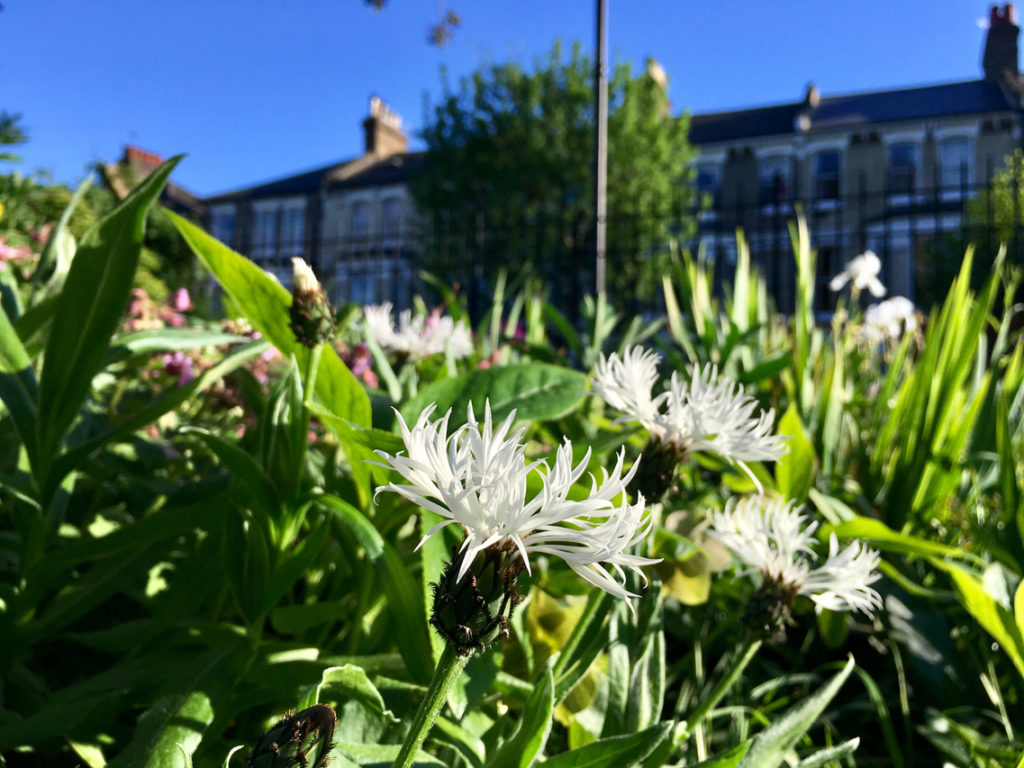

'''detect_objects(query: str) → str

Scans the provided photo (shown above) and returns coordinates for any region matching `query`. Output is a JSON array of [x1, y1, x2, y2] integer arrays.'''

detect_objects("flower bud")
[[744, 580, 798, 642], [628, 438, 684, 502], [431, 541, 526, 655], [289, 259, 336, 348], [247, 704, 337, 768]]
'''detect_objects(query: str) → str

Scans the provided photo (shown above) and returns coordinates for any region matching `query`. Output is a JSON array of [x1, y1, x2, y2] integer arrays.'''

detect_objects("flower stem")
[[675, 637, 762, 746], [391, 642, 470, 768]]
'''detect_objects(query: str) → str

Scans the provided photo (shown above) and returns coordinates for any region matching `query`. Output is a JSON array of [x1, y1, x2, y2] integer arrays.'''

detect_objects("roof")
[[326, 151, 423, 190], [203, 151, 425, 203], [204, 159, 351, 203], [689, 79, 1017, 145]]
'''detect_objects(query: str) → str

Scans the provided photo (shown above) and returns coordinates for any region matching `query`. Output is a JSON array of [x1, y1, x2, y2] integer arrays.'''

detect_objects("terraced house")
[[689, 4, 1024, 310], [198, 5, 1024, 314], [204, 96, 422, 308]]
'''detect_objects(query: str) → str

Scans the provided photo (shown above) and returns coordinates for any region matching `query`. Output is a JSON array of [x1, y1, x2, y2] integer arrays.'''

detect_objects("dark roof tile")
[[690, 79, 1016, 145]]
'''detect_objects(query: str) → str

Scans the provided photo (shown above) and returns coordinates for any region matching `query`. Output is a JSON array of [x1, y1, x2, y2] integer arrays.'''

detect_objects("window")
[[252, 209, 278, 260], [758, 156, 791, 206], [381, 197, 402, 238], [696, 163, 721, 207], [938, 137, 971, 194], [281, 205, 305, 258], [887, 143, 919, 196], [211, 210, 235, 247], [351, 201, 370, 240], [813, 151, 841, 200]]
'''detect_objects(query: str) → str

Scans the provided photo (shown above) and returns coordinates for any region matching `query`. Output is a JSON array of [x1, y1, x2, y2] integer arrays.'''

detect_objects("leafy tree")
[[410, 41, 696, 307], [0, 111, 27, 163]]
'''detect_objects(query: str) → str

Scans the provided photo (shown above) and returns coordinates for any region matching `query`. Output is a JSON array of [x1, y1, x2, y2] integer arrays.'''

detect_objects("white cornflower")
[[706, 495, 882, 616], [591, 347, 788, 488], [375, 402, 659, 602], [363, 302, 473, 359], [859, 296, 917, 345], [828, 250, 887, 298]]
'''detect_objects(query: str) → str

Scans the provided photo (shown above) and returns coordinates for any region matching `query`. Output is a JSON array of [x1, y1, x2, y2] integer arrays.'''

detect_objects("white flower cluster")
[[829, 250, 886, 298], [706, 495, 882, 615], [859, 296, 917, 345], [375, 402, 659, 602], [363, 302, 474, 360], [590, 347, 788, 486]]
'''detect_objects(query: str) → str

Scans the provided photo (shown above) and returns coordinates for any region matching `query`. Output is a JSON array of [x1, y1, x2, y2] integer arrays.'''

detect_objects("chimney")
[[122, 145, 164, 177], [983, 4, 1020, 80], [362, 96, 408, 157]]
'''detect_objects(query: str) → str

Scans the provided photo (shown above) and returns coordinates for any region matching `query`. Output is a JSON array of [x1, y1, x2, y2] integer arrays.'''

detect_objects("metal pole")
[[594, 0, 608, 295]]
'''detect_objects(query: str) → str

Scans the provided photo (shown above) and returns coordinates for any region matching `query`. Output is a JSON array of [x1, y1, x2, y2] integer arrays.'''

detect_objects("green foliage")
[[2, 165, 1024, 768], [412, 40, 696, 302]]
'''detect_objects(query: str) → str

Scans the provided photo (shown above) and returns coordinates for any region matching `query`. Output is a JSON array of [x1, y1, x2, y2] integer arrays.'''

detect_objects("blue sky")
[[2, 1, 996, 196]]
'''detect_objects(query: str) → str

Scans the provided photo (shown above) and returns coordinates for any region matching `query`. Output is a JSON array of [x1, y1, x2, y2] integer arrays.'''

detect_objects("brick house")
[[203, 97, 421, 303], [689, 4, 1024, 310]]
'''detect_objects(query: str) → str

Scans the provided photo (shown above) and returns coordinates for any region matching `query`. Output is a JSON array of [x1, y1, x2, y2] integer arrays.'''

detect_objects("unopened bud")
[[248, 703, 337, 768], [628, 438, 684, 503], [292, 258, 320, 294], [289, 259, 336, 348], [431, 541, 526, 655], [744, 579, 798, 642]]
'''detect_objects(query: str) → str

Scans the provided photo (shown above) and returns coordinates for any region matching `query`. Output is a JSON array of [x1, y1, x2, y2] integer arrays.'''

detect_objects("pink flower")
[[162, 351, 195, 386], [0, 237, 32, 263], [171, 288, 193, 313]]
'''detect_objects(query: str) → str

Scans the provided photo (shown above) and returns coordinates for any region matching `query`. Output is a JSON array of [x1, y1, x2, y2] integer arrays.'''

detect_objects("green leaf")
[[775, 406, 814, 502], [737, 656, 855, 768], [50, 340, 269, 484], [624, 630, 665, 732], [485, 664, 554, 768], [107, 689, 213, 768], [934, 560, 1024, 681], [0, 302, 39, 465], [542, 722, 672, 768], [688, 742, 751, 768], [168, 212, 369, 428], [330, 740, 444, 767], [319, 494, 434, 684], [830, 517, 978, 563], [298, 664, 395, 721], [36, 158, 181, 482], [107, 328, 248, 358], [794, 739, 861, 768], [401, 363, 586, 429], [184, 427, 281, 520]]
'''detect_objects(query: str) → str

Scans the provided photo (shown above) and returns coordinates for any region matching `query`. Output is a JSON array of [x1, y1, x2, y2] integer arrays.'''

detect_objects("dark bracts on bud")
[[431, 542, 526, 656], [628, 438, 685, 503], [248, 704, 337, 768], [744, 579, 799, 643], [290, 290, 337, 348]]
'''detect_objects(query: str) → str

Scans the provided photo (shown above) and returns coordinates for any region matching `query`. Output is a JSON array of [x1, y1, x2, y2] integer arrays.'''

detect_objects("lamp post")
[[594, 0, 608, 295]]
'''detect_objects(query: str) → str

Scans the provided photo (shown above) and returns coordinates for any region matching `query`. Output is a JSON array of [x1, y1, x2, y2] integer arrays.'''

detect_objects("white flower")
[[591, 347, 788, 488], [375, 402, 659, 602], [829, 250, 887, 298], [291, 257, 320, 293], [363, 302, 473, 360], [706, 495, 882, 616], [859, 296, 917, 345]]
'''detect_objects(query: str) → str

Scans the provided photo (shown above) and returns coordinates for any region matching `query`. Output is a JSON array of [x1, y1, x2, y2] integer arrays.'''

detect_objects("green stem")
[[289, 344, 322, 514], [391, 642, 470, 768], [675, 637, 762, 746]]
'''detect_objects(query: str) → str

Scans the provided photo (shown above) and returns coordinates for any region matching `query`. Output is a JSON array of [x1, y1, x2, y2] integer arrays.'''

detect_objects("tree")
[[410, 41, 696, 308]]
